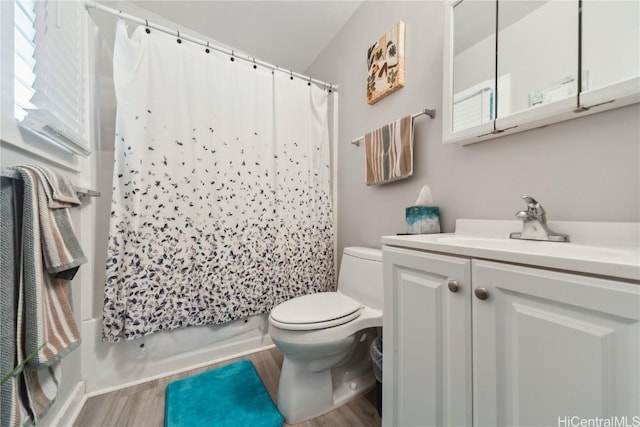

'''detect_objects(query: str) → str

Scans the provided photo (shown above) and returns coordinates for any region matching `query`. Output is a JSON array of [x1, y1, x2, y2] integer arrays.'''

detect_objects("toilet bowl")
[[268, 247, 383, 424]]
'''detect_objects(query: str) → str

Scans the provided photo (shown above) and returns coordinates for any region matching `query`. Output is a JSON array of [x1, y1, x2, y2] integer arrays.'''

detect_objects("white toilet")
[[268, 246, 383, 424]]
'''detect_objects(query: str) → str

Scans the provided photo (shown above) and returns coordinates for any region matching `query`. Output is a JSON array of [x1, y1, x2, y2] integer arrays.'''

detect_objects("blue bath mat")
[[165, 359, 284, 427]]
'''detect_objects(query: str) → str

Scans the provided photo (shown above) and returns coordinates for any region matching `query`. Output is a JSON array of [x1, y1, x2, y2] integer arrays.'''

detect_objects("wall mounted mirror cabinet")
[[443, 0, 640, 145]]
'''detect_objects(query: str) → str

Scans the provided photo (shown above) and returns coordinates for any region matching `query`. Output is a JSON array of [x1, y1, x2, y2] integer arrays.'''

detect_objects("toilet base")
[[276, 330, 377, 424]]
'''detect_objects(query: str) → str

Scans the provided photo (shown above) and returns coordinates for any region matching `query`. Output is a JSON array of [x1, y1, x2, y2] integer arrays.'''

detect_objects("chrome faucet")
[[509, 195, 570, 242]]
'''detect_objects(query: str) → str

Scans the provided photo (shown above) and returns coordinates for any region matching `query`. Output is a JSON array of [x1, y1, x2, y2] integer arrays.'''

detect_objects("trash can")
[[370, 336, 383, 416]]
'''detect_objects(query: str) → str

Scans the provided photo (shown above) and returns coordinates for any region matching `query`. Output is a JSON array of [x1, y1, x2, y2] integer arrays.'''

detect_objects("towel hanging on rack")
[[2, 165, 87, 424], [365, 115, 414, 185], [352, 109, 435, 146], [1, 168, 101, 198]]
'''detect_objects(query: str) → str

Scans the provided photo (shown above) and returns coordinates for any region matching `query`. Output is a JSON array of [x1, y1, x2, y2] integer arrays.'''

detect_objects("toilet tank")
[[338, 247, 383, 312]]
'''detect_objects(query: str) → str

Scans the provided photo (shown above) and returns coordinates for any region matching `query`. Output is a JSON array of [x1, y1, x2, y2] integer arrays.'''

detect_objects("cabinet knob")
[[475, 287, 489, 300], [447, 280, 460, 293]]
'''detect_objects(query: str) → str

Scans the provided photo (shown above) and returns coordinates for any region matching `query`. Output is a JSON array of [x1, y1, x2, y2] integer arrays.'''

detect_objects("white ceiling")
[[112, 0, 363, 73]]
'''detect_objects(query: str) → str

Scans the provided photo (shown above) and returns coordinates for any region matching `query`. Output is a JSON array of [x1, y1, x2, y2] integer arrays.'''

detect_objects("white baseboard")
[[85, 342, 275, 398], [50, 341, 276, 425], [50, 381, 87, 427], [82, 315, 274, 394]]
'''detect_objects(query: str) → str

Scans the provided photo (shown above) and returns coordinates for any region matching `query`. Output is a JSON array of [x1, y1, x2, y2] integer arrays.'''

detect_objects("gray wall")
[[306, 1, 640, 256]]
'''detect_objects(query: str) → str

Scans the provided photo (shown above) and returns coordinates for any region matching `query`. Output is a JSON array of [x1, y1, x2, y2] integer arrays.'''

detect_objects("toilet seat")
[[269, 293, 363, 331]]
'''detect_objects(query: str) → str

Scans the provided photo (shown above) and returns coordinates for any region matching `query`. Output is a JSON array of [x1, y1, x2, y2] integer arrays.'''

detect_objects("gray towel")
[[0, 177, 29, 427]]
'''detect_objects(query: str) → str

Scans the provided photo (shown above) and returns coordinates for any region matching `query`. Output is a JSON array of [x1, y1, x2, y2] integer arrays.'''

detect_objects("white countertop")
[[381, 220, 640, 281]]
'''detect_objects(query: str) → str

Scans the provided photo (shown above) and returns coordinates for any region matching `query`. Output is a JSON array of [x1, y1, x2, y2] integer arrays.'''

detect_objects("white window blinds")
[[452, 87, 494, 133], [14, 0, 37, 120], [13, 0, 90, 156]]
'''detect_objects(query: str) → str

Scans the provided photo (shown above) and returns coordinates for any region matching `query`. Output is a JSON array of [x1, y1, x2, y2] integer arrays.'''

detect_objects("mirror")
[[581, 1, 639, 95], [496, 1, 578, 118], [452, 0, 495, 133], [443, 0, 639, 145]]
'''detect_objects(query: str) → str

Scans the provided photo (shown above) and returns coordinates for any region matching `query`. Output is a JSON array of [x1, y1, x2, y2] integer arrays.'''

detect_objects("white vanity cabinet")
[[382, 245, 640, 427]]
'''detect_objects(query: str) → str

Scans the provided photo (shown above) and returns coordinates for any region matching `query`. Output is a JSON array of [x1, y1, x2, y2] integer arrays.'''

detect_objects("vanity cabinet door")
[[472, 260, 640, 427], [382, 247, 472, 427]]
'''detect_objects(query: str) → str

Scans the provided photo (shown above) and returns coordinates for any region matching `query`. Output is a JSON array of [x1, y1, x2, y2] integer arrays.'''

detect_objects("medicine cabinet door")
[[579, 0, 640, 111], [495, 0, 579, 131], [444, 0, 496, 144]]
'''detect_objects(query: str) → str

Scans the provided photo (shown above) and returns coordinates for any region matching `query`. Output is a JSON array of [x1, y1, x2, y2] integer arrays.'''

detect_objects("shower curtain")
[[103, 21, 334, 342]]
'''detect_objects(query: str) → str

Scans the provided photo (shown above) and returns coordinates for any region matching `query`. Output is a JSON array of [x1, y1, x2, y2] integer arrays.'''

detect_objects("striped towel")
[[8, 166, 85, 424], [24, 164, 80, 207], [364, 115, 414, 185], [12, 165, 86, 278]]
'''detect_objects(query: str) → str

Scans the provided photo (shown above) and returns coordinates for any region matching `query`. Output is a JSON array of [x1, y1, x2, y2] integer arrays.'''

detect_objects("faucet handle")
[[519, 195, 546, 220], [521, 195, 539, 209], [512, 195, 570, 242]]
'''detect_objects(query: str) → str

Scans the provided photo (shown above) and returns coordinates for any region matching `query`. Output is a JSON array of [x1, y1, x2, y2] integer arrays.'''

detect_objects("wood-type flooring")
[[74, 346, 381, 427]]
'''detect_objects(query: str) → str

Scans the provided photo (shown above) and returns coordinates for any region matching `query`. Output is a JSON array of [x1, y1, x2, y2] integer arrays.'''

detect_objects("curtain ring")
[[176, 30, 182, 44], [328, 84, 332, 93], [308, 76, 312, 86], [230, 50, 235, 62], [253, 58, 257, 69], [205, 41, 210, 53], [145, 19, 150, 34], [290, 70, 294, 81]]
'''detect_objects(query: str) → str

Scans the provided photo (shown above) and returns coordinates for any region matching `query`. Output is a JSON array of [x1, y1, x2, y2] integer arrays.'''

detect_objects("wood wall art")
[[367, 22, 405, 104]]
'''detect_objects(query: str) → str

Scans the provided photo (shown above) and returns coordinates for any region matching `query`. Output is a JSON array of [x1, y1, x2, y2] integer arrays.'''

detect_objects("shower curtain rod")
[[84, 1, 339, 92]]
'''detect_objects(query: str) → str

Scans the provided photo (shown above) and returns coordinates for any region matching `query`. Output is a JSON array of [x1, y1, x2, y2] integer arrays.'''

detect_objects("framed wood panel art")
[[367, 21, 405, 104]]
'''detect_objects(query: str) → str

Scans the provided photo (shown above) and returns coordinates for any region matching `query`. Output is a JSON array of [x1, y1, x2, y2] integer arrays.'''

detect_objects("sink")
[[436, 236, 515, 248], [435, 236, 633, 259], [382, 219, 640, 281]]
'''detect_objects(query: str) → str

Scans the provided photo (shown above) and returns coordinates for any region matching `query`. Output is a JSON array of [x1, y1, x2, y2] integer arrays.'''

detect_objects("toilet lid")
[[269, 293, 362, 331]]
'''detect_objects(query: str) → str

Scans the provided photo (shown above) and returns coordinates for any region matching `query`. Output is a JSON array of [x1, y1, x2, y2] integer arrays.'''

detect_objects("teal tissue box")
[[406, 206, 440, 234]]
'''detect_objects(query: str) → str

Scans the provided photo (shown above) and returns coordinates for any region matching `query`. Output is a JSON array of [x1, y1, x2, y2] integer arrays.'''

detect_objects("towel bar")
[[1, 169, 101, 198], [351, 109, 436, 147]]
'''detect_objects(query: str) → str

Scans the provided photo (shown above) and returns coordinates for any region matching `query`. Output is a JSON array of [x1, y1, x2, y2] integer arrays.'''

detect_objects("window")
[[453, 80, 495, 133], [13, 0, 36, 121], [13, 0, 90, 156], [452, 74, 512, 132], [453, 86, 494, 133]]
